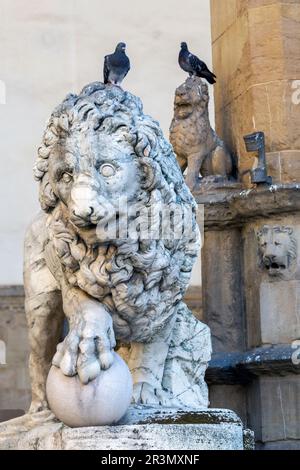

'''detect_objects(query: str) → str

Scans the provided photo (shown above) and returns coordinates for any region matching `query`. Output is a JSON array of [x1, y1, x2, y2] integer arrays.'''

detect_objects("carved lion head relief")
[[257, 225, 297, 277]]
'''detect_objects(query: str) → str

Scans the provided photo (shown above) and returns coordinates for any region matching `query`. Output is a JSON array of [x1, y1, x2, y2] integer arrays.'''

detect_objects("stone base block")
[[0, 407, 253, 450]]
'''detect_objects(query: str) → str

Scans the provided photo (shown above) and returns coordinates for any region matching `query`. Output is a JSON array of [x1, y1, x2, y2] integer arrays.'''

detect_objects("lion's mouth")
[[175, 103, 193, 117], [70, 216, 96, 229], [265, 261, 286, 274]]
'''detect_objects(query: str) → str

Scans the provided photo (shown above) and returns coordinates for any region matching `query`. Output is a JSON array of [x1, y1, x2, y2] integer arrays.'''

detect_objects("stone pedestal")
[[198, 184, 300, 449], [0, 407, 253, 450]]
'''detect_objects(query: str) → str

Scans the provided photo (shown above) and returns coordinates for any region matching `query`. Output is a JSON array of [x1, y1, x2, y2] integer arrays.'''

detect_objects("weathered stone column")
[[210, 0, 300, 186], [202, 0, 300, 449]]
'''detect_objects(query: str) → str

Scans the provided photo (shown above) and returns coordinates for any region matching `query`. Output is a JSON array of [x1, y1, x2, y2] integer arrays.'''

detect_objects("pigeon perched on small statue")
[[179, 42, 216, 85], [103, 42, 130, 86]]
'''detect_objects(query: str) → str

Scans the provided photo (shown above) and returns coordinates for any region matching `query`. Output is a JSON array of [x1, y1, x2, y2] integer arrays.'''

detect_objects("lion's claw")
[[52, 308, 115, 383]]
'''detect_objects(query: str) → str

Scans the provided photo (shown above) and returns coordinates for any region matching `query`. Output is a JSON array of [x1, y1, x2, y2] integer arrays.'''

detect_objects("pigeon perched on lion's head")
[[103, 42, 130, 86]]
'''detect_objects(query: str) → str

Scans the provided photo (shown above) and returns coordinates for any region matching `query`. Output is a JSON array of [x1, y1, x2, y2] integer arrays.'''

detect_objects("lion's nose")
[[263, 254, 275, 265], [73, 206, 94, 220]]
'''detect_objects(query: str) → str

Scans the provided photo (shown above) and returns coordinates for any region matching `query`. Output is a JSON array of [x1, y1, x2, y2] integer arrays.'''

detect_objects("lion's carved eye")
[[61, 172, 73, 183], [100, 163, 116, 177]]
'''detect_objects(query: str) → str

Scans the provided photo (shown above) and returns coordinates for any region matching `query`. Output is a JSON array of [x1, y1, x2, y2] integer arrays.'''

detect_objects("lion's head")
[[34, 82, 199, 342], [173, 76, 209, 120], [257, 225, 297, 277]]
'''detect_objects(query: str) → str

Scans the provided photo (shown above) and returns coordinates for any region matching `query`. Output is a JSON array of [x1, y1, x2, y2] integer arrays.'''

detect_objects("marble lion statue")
[[25, 82, 211, 414], [170, 76, 232, 192]]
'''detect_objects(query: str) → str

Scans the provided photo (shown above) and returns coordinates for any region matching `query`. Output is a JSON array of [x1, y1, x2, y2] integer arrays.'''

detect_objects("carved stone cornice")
[[195, 184, 300, 230], [206, 344, 300, 385]]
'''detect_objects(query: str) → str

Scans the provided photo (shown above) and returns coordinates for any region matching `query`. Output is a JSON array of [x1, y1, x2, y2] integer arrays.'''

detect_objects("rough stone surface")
[[23, 81, 211, 421], [201, 228, 245, 353], [243, 215, 300, 348], [267, 151, 300, 184], [0, 287, 30, 418], [211, 0, 300, 185], [248, 375, 300, 444], [209, 385, 247, 425], [260, 281, 300, 344], [196, 184, 300, 228], [199, 182, 300, 448], [58, 423, 244, 451], [0, 408, 246, 450], [118, 405, 240, 425]]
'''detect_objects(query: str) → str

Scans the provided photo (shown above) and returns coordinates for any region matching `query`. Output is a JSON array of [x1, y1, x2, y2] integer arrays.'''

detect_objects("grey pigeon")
[[179, 42, 216, 85], [103, 42, 130, 86]]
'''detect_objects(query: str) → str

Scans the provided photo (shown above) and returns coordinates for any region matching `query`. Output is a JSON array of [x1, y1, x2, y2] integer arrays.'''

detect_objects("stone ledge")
[[0, 408, 252, 450], [0, 285, 25, 297], [118, 405, 241, 425], [195, 184, 300, 229], [206, 344, 300, 385]]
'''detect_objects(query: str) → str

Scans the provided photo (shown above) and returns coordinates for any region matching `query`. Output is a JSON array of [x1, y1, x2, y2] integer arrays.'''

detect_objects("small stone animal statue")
[[170, 76, 233, 192], [24, 82, 211, 416], [103, 42, 130, 86]]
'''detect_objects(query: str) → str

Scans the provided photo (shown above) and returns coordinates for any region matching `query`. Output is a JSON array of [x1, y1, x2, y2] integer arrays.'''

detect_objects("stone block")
[[266, 152, 281, 182], [260, 280, 300, 344], [281, 150, 300, 183], [281, 2, 300, 78], [212, 11, 250, 110], [202, 228, 245, 353], [0, 408, 247, 450], [259, 376, 300, 442], [60, 422, 244, 451], [0, 288, 30, 414], [209, 385, 247, 424], [210, 0, 239, 42], [247, 4, 284, 85], [247, 376, 300, 444], [242, 214, 300, 347], [258, 440, 300, 450]]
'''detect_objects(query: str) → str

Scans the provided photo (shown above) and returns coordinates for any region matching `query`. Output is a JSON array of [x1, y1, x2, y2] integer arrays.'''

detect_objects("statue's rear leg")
[[24, 213, 64, 413]]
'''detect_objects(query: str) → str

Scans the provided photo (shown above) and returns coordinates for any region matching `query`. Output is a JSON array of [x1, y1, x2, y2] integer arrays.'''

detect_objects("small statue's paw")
[[52, 308, 116, 384], [185, 176, 201, 193], [132, 382, 160, 405], [28, 399, 50, 414]]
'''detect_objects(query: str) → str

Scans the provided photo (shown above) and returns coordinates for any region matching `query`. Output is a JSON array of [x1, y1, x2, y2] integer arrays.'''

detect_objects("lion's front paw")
[[132, 382, 173, 406], [52, 308, 116, 384], [132, 382, 160, 405]]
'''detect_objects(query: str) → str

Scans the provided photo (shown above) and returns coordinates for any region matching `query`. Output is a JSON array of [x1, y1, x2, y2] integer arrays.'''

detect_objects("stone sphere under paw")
[[46, 352, 133, 427]]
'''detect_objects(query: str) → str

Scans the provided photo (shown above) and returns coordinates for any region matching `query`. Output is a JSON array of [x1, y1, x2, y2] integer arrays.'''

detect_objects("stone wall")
[[210, 0, 300, 186], [0, 287, 30, 421], [199, 186, 300, 449]]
